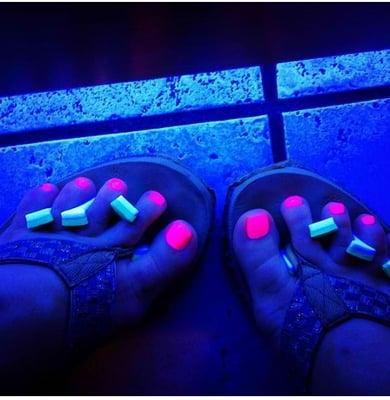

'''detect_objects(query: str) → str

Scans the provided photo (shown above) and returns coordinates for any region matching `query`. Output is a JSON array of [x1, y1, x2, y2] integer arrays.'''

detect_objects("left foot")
[[0, 158, 213, 392]]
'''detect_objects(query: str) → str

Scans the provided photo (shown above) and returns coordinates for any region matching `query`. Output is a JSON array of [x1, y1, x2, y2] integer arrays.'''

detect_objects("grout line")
[[261, 64, 287, 162], [0, 83, 389, 148]]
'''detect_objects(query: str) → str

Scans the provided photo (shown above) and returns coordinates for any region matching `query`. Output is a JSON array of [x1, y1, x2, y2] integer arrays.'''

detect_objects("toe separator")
[[382, 260, 390, 279], [281, 245, 300, 276], [309, 217, 338, 239], [346, 235, 376, 261], [26, 207, 54, 229]]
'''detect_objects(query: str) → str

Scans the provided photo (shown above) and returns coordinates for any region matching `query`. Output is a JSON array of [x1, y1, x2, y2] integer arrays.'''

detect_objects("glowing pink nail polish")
[[75, 177, 91, 189], [245, 212, 270, 239], [148, 191, 166, 207], [329, 202, 346, 215], [165, 221, 193, 250], [284, 195, 304, 208], [41, 183, 54, 192], [361, 214, 376, 225], [108, 178, 126, 192]]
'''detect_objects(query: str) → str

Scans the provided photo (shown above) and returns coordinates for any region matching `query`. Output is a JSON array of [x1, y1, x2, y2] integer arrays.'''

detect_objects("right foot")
[[233, 195, 390, 394]]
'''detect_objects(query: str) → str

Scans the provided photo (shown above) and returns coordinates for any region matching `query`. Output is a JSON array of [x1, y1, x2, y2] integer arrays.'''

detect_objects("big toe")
[[112, 220, 198, 327], [233, 209, 296, 337]]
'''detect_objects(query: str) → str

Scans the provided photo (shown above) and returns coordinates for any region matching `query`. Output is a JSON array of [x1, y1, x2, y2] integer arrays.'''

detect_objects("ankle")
[[311, 318, 390, 394]]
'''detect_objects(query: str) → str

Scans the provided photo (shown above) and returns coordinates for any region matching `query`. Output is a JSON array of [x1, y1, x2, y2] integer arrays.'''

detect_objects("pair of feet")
[[0, 165, 389, 394]]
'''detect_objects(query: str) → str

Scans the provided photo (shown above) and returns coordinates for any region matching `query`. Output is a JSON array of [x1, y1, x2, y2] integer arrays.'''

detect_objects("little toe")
[[82, 178, 128, 236], [97, 190, 167, 248], [353, 214, 388, 269], [113, 220, 197, 325], [281, 195, 326, 264], [51, 177, 96, 230], [13, 183, 59, 230], [233, 209, 295, 337], [321, 202, 353, 264]]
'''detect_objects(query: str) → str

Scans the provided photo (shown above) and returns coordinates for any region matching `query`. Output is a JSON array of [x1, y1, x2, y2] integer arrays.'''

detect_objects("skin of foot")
[[0, 177, 198, 391], [233, 196, 390, 395]]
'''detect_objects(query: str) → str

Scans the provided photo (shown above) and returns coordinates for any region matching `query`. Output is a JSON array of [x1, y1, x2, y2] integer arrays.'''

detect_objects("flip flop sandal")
[[0, 155, 215, 359], [224, 160, 390, 393]]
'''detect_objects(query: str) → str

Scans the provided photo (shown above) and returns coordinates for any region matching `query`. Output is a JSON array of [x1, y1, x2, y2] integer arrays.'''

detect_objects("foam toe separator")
[[382, 260, 390, 278], [61, 198, 95, 227], [346, 235, 376, 261], [110, 195, 139, 223], [309, 217, 338, 238], [26, 207, 54, 229]]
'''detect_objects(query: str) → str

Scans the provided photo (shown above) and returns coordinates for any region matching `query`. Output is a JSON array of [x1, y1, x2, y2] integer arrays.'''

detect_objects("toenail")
[[283, 195, 304, 208], [245, 212, 270, 239], [148, 191, 166, 207], [41, 183, 55, 192], [75, 177, 91, 189], [107, 178, 126, 192], [165, 221, 193, 250], [329, 202, 346, 215], [361, 214, 376, 225]]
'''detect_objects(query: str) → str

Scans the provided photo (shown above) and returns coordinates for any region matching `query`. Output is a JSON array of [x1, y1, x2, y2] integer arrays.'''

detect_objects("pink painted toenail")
[[107, 178, 126, 192], [41, 183, 54, 192], [329, 202, 346, 215], [361, 214, 376, 225], [165, 221, 193, 250], [75, 177, 91, 189], [284, 195, 304, 208], [245, 212, 270, 239], [148, 191, 166, 207]]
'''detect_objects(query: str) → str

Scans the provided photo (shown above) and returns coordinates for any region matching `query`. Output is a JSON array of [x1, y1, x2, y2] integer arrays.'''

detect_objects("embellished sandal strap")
[[0, 239, 133, 356], [280, 256, 390, 393]]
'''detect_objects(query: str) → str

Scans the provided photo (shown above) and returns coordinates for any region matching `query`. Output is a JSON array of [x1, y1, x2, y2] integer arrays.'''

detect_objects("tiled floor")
[[0, 49, 389, 394]]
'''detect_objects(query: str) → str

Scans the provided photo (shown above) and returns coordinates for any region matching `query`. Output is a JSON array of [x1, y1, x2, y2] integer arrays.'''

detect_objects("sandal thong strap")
[[280, 254, 390, 393], [0, 238, 132, 356]]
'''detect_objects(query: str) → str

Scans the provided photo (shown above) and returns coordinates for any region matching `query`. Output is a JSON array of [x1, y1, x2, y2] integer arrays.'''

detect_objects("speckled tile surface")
[[284, 98, 390, 223], [277, 49, 390, 98], [0, 67, 263, 134]]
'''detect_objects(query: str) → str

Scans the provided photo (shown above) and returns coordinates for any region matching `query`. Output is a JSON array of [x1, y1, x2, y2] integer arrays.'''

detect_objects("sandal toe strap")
[[0, 238, 133, 356]]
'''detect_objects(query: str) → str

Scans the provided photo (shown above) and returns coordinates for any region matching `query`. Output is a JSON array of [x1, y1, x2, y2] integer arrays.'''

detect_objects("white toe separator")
[[382, 260, 390, 279], [110, 195, 139, 223], [309, 217, 338, 239], [61, 197, 95, 227], [281, 245, 299, 276], [346, 235, 376, 262], [26, 207, 54, 229]]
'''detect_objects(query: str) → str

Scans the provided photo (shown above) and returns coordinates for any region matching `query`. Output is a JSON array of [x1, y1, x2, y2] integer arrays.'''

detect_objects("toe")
[[281, 195, 326, 264], [82, 178, 128, 236], [233, 208, 296, 337], [233, 209, 288, 292], [51, 177, 96, 230], [97, 190, 167, 247], [353, 214, 388, 267], [321, 202, 353, 264], [13, 183, 59, 229], [113, 220, 197, 325]]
